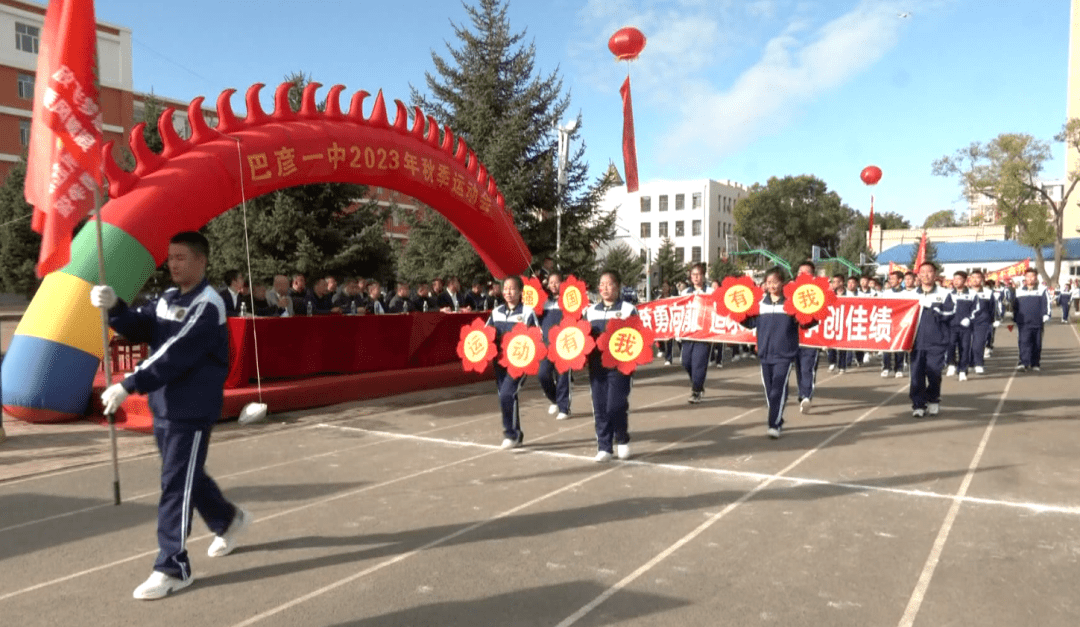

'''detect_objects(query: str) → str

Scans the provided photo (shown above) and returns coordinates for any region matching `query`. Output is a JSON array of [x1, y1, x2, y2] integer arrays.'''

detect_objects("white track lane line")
[[554, 384, 908, 627], [228, 396, 760, 627], [896, 361, 1021, 626], [0, 409, 507, 535]]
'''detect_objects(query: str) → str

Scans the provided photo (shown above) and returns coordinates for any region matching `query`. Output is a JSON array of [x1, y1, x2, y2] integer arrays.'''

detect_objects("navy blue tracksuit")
[[679, 286, 711, 394], [794, 346, 817, 402], [909, 285, 956, 411], [946, 288, 980, 374], [585, 301, 637, 454], [108, 278, 236, 581], [741, 294, 803, 431], [970, 287, 1000, 368], [538, 297, 572, 415], [486, 303, 539, 441], [881, 286, 909, 373], [1012, 285, 1051, 368]]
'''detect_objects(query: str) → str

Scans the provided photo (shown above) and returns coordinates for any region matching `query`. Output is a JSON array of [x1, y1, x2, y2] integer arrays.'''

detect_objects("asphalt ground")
[[0, 322, 1078, 626]]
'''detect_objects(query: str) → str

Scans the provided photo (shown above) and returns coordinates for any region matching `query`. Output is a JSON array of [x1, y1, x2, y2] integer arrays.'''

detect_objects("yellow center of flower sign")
[[462, 330, 490, 363], [522, 286, 540, 310], [608, 328, 643, 362], [724, 285, 754, 313], [791, 284, 826, 315], [555, 326, 586, 360], [561, 286, 583, 312], [506, 335, 536, 369]]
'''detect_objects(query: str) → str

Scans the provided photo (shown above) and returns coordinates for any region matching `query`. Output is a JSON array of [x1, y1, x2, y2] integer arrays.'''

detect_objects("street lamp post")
[[555, 120, 578, 256]]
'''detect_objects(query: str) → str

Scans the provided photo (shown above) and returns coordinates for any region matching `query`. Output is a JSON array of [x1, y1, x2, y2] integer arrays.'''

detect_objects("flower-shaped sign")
[[782, 274, 837, 325], [558, 275, 590, 320], [597, 316, 655, 375], [456, 318, 497, 374], [521, 276, 547, 317], [498, 323, 547, 378], [547, 318, 596, 373], [713, 276, 763, 322]]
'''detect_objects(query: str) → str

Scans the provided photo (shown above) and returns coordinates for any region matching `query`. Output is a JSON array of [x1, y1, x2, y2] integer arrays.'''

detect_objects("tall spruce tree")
[[0, 159, 41, 297], [405, 0, 614, 285]]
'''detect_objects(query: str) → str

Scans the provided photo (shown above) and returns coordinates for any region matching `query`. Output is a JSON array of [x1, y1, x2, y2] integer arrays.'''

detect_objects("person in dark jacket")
[[945, 271, 980, 381], [909, 262, 958, 418], [91, 232, 249, 600], [305, 278, 341, 315], [486, 276, 539, 449], [289, 274, 308, 315], [438, 276, 467, 312], [537, 272, 572, 420], [465, 279, 486, 311], [680, 263, 712, 404], [584, 270, 638, 461], [793, 261, 820, 413], [411, 282, 439, 312], [1012, 268, 1051, 371], [740, 267, 815, 439], [218, 269, 245, 316], [387, 282, 413, 314]]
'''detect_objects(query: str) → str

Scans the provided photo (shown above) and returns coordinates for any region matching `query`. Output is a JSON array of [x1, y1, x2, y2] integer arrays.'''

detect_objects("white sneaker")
[[548, 404, 558, 415], [500, 438, 522, 450], [984, 348, 992, 359], [863, 354, 871, 364], [208, 508, 252, 557], [974, 366, 984, 374], [1032, 366, 1041, 372], [799, 398, 811, 414], [958, 372, 967, 382], [556, 412, 569, 421], [828, 364, 836, 372], [895, 370, 905, 378], [593, 451, 613, 463], [616, 444, 630, 460], [912, 408, 925, 418], [766, 427, 781, 439], [880, 370, 890, 378], [946, 365, 957, 377], [664, 360, 672, 366], [133, 571, 193, 600], [928, 403, 940, 416], [1016, 363, 1028, 371]]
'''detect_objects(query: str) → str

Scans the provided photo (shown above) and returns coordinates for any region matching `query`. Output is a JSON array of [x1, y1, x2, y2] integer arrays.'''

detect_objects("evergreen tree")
[[0, 160, 41, 297], [708, 256, 744, 283], [654, 237, 682, 287], [600, 242, 643, 288], [406, 0, 614, 283]]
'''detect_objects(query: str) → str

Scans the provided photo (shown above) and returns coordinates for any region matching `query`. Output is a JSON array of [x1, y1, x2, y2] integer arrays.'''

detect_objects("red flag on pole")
[[867, 195, 874, 250], [914, 230, 928, 269], [25, 0, 103, 278], [620, 76, 640, 193]]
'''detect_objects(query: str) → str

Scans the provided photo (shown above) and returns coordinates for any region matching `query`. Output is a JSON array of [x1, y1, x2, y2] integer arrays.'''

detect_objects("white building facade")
[[598, 179, 749, 289]]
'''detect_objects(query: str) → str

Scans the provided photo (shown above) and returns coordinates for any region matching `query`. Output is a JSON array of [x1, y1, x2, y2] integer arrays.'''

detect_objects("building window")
[[659, 222, 668, 237], [640, 196, 651, 212], [675, 247, 685, 263], [675, 221, 684, 237], [717, 221, 723, 237], [640, 222, 651, 238], [692, 192, 702, 209], [691, 246, 702, 263], [19, 120, 31, 146], [640, 248, 648, 262], [675, 194, 685, 210], [692, 220, 702, 236], [17, 73, 34, 99], [16, 22, 39, 54], [659, 195, 668, 212]]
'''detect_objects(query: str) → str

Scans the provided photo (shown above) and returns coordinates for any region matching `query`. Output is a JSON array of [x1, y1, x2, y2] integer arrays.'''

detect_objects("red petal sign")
[[558, 275, 590, 320], [597, 316, 654, 375], [547, 318, 596, 373], [782, 274, 837, 325], [498, 323, 547, 378], [713, 276, 763, 322], [456, 318, 497, 374], [521, 275, 547, 317]]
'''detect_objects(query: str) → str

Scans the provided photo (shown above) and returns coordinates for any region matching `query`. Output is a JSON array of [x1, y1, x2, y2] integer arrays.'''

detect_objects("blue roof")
[[875, 238, 1080, 264]]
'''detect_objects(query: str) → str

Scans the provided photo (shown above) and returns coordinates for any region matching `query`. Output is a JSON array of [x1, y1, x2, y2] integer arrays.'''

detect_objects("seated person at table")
[[484, 281, 504, 310], [431, 277, 446, 305], [325, 275, 339, 299], [465, 279, 486, 311], [439, 276, 467, 312], [387, 282, 413, 313], [289, 274, 308, 315], [263, 274, 293, 316], [249, 281, 272, 316], [305, 278, 341, 315], [364, 281, 387, 314], [218, 269, 246, 316], [333, 278, 366, 313], [412, 282, 440, 312]]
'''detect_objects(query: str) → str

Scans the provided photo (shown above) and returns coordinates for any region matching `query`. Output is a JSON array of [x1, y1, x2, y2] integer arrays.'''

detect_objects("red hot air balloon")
[[861, 165, 882, 186], [608, 27, 647, 61]]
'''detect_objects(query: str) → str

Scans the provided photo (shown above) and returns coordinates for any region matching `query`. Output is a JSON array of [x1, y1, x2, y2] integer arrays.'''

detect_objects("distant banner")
[[888, 261, 909, 274], [986, 258, 1030, 284], [638, 295, 919, 351]]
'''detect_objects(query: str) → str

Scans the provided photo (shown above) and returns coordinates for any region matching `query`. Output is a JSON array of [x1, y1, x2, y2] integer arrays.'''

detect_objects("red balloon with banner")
[[597, 316, 655, 375], [521, 275, 547, 317], [498, 323, 547, 378], [547, 318, 596, 373], [456, 318, 497, 374], [558, 275, 590, 320], [712, 276, 763, 322], [782, 274, 837, 325]]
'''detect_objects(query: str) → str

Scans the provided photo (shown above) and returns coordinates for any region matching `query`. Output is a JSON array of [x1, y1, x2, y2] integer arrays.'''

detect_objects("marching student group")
[[485, 258, 1066, 463]]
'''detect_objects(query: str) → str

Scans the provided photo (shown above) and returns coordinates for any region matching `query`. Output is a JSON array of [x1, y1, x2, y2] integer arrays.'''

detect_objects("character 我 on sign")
[[597, 316, 654, 375], [456, 317, 497, 374], [547, 318, 596, 373], [782, 274, 836, 325], [713, 276, 763, 323], [498, 323, 547, 378]]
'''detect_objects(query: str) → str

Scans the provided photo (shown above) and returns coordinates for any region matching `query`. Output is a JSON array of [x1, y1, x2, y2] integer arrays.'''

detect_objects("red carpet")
[[89, 364, 494, 433]]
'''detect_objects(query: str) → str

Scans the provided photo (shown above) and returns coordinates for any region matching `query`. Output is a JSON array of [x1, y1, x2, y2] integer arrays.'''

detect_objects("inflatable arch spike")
[[2, 82, 532, 423]]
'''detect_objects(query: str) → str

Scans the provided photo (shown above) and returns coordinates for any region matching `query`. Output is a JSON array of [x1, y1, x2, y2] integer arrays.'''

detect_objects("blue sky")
[[93, 0, 1072, 228]]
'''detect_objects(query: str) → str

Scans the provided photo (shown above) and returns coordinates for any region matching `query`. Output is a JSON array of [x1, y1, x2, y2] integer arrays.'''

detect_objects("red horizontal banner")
[[638, 295, 919, 351]]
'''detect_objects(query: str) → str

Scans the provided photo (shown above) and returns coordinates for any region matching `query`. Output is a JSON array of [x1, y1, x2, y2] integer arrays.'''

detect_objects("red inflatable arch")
[[102, 81, 532, 278]]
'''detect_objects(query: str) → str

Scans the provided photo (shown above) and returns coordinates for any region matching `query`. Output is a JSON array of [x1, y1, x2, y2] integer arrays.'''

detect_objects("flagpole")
[[94, 186, 122, 506]]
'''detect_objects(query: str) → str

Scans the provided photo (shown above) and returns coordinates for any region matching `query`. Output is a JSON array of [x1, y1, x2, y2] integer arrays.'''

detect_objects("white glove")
[[1043, 315, 1051, 323], [90, 285, 117, 309], [992, 320, 1001, 328], [101, 383, 129, 414], [959, 318, 970, 328]]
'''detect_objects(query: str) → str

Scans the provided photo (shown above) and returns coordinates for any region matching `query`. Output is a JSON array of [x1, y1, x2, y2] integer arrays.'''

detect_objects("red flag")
[[620, 76, 639, 193], [867, 195, 874, 249], [914, 230, 927, 269], [25, 0, 103, 278]]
